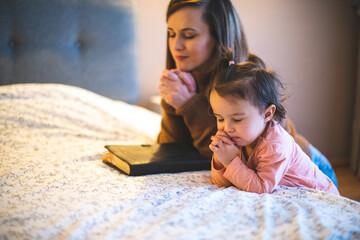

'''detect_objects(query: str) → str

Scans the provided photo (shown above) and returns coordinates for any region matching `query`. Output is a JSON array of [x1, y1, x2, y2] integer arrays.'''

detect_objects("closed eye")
[[168, 31, 175, 38], [183, 33, 196, 39]]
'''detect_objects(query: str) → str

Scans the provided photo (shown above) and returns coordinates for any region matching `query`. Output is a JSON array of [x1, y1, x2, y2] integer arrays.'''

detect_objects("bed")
[[0, 83, 360, 239], [1, 0, 360, 239]]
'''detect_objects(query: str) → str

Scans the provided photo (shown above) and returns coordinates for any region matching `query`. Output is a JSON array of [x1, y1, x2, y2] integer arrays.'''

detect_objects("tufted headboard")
[[0, 0, 140, 103]]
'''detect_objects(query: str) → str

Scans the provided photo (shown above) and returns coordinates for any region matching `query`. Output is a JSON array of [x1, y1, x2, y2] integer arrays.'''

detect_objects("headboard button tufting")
[[8, 40, 15, 49], [0, 0, 139, 103], [75, 40, 83, 49]]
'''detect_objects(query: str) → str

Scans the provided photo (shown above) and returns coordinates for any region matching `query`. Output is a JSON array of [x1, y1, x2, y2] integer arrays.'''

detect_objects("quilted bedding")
[[0, 84, 359, 240]]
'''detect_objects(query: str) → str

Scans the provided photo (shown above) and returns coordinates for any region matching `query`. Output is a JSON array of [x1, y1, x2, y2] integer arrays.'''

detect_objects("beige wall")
[[136, 0, 358, 162]]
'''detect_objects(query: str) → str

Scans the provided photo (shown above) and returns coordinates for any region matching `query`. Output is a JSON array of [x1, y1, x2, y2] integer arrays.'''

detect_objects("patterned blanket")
[[1, 84, 359, 239]]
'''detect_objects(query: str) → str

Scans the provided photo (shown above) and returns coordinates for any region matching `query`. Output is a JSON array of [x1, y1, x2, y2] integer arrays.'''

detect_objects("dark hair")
[[208, 61, 287, 123], [165, 0, 249, 70]]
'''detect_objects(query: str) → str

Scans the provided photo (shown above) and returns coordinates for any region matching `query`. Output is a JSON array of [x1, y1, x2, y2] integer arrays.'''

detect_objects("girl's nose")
[[224, 121, 234, 133]]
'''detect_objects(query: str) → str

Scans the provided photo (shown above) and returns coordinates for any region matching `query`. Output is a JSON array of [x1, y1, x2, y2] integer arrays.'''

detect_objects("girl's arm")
[[211, 156, 232, 187], [210, 132, 239, 187], [222, 144, 290, 193]]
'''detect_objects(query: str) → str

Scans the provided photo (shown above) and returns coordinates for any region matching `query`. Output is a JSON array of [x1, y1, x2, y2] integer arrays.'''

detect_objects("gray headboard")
[[0, 0, 140, 103]]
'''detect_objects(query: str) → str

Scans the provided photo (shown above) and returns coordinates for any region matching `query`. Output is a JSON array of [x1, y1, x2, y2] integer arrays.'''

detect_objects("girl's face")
[[167, 7, 216, 74], [210, 90, 270, 149]]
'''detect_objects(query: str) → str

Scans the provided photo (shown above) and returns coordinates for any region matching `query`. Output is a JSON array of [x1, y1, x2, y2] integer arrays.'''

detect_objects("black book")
[[103, 143, 211, 176]]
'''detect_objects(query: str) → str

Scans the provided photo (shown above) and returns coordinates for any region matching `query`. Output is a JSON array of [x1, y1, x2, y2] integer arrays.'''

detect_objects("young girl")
[[157, 0, 338, 186], [208, 61, 339, 195]]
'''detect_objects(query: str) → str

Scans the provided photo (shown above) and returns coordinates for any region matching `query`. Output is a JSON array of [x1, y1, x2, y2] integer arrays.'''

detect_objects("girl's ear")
[[264, 104, 276, 122]]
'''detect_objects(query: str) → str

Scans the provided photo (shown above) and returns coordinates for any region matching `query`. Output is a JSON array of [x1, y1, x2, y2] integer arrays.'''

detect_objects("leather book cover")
[[103, 143, 211, 176]]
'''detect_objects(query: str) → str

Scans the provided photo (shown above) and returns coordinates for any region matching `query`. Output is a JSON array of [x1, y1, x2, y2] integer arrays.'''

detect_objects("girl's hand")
[[158, 69, 196, 109], [209, 130, 240, 168]]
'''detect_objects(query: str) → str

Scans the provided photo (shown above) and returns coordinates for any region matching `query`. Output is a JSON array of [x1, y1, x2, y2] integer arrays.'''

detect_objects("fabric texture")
[[0, 0, 139, 103], [1, 83, 359, 240], [211, 121, 339, 195], [310, 144, 338, 187], [157, 95, 216, 158]]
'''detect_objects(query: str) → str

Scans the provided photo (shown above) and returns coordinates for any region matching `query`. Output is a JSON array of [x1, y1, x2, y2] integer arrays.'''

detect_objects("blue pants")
[[310, 144, 338, 187]]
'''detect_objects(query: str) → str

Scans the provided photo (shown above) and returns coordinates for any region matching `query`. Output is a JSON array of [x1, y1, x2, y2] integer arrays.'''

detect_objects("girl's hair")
[[208, 60, 287, 123], [165, 0, 249, 69]]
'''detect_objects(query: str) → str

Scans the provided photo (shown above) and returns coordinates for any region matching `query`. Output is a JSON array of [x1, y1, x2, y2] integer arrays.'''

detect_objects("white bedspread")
[[1, 84, 359, 240]]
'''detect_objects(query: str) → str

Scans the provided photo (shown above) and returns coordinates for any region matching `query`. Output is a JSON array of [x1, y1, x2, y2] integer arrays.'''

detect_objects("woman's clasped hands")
[[158, 69, 197, 109], [209, 130, 240, 168]]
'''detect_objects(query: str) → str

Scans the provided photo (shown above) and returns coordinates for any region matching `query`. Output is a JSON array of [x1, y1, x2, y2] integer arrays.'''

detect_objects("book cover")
[[103, 143, 211, 176]]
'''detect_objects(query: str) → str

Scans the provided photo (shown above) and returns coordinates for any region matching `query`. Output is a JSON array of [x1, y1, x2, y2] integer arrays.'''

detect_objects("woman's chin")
[[175, 62, 195, 72], [176, 66, 192, 72]]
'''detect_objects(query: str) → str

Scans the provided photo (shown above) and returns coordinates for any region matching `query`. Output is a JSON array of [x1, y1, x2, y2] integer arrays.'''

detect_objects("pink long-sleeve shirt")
[[211, 121, 339, 195]]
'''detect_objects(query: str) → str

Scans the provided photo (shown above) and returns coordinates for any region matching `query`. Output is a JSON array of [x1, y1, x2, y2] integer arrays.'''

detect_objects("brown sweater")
[[158, 93, 216, 158], [157, 79, 311, 159]]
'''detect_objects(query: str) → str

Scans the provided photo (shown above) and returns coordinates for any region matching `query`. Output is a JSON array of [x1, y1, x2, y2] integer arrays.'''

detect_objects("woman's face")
[[167, 7, 216, 73]]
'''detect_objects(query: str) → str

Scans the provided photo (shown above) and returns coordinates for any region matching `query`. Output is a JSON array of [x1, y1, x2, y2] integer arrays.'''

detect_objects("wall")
[[136, 0, 358, 163]]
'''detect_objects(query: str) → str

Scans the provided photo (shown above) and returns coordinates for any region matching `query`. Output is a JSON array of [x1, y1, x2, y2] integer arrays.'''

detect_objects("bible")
[[102, 143, 211, 176]]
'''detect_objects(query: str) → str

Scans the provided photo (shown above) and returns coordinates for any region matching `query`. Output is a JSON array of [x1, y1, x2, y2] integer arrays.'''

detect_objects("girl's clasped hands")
[[209, 130, 240, 168]]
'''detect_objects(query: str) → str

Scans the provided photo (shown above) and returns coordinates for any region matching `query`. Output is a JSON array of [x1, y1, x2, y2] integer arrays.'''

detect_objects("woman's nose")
[[174, 36, 184, 51]]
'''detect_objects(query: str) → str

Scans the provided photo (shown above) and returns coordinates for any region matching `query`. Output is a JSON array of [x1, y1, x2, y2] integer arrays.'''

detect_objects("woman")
[[157, 0, 337, 186]]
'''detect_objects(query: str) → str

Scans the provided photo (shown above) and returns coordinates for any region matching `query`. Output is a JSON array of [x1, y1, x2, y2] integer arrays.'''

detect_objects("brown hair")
[[165, 0, 249, 70], [209, 61, 287, 123]]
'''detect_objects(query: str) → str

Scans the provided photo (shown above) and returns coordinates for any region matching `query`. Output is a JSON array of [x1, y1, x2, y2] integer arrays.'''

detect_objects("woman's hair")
[[208, 61, 287, 123], [165, 0, 249, 70]]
